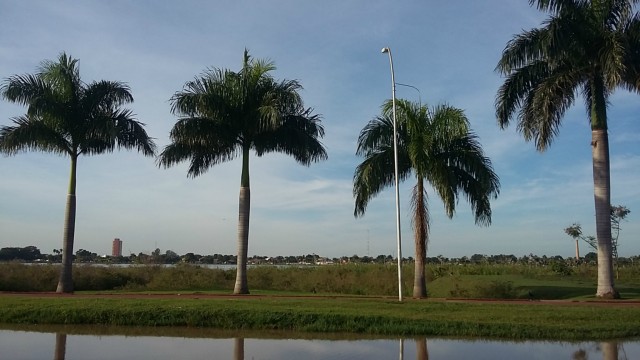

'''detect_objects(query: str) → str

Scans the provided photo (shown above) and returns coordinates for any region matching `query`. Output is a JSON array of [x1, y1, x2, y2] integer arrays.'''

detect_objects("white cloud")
[[1, 0, 639, 258]]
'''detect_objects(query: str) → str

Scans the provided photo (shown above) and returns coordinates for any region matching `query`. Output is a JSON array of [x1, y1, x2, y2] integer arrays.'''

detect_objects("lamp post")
[[381, 47, 403, 302], [396, 82, 421, 106]]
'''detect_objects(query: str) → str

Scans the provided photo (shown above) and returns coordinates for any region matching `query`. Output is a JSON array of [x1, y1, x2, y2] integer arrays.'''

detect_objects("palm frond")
[[497, 27, 551, 74], [72, 108, 156, 157], [520, 62, 582, 150], [356, 114, 395, 157], [622, 12, 640, 91], [1, 74, 47, 107], [353, 150, 398, 217], [112, 110, 156, 156], [497, 0, 640, 149], [38, 52, 81, 103], [159, 116, 240, 175], [169, 117, 237, 146], [157, 141, 237, 177], [426, 132, 499, 225], [531, 0, 584, 14], [496, 60, 551, 128], [254, 107, 327, 164], [256, 78, 304, 131], [83, 80, 134, 110], [0, 115, 71, 156], [429, 104, 469, 137]]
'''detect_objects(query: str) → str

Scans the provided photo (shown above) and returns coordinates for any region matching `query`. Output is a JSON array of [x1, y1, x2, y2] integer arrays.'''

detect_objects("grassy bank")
[[0, 295, 639, 340], [2, 262, 640, 300]]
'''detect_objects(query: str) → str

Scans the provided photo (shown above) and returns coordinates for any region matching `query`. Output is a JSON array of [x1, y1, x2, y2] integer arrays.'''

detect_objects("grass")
[[435, 274, 640, 300], [0, 263, 640, 300], [0, 294, 639, 341], [2, 262, 640, 300], [2, 263, 640, 340]]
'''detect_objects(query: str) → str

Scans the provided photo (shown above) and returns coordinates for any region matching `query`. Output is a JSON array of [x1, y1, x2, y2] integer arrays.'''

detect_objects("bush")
[[0, 263, 58, 291], [144, 264, 233, 291], [1, 262, 639, 299], [550, 261, 573, 276]]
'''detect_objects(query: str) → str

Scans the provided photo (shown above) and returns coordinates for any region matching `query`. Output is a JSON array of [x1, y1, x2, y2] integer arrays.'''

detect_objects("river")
[[1, 325, 638, 359]]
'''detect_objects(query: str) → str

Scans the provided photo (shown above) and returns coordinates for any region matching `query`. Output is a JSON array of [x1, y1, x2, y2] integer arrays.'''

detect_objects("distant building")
[[112, 238, 123, 257]]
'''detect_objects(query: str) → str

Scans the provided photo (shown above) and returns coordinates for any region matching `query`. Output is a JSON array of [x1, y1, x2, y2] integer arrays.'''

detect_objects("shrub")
[[0, 263, 58, 291], [550, 261, 573, 276]]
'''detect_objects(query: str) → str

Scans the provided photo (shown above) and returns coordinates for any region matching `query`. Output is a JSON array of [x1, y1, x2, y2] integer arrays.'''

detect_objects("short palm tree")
[[354, 99, 500, 298], [158, 50, 327, 294], [495, 0, 640, 298], [0, 53, 156, 293]]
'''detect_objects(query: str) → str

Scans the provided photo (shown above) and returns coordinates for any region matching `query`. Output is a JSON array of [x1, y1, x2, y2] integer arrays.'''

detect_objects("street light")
[[381, 47, 403, 302], [396, 82, 421, 106]]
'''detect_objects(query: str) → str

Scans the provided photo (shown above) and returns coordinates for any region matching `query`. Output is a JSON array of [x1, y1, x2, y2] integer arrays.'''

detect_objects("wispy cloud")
[[1, 0, 638, 258]]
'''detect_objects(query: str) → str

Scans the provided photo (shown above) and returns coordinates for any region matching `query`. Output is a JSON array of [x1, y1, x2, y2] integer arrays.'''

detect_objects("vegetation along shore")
[[2, 262, 640, 340], [1, 293, 639, 341]]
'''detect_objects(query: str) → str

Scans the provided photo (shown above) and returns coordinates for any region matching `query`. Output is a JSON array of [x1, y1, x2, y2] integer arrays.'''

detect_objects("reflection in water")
[[399, 339, 430, 360], [0, 327, 637, 360], [573, 348, 587, 360], [234, 338, 244, 360], [54, 333, 67, 360], [601, 341, 620, 360], [416, 338, 428, 360], [46, 334, 634, 360], [573, 341, 625, 360]]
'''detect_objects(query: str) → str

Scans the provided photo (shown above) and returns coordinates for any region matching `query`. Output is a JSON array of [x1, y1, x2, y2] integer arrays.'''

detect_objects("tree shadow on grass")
[[616, 286, 640, 299], [520, 285, 640, 300], [517, 285, 596, 300]]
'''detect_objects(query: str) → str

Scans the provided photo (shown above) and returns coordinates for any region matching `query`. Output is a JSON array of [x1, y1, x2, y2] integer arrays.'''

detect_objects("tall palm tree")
[[158, 50, 327, 294], [354, 99, 499, 298], [0, 53, 156, 293], [495, 0, 640, 298]]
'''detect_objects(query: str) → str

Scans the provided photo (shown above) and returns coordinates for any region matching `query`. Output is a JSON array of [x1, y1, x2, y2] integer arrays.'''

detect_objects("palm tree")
[[0, 53, 156, 293], [495, 0, 640, 298], [158, 50, 327, 294], [353, 99, 499, 298]]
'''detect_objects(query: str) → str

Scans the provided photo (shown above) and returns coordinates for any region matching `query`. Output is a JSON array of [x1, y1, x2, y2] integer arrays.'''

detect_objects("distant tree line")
[[0, 246, 42, 262], [3, 245, 640, 268]]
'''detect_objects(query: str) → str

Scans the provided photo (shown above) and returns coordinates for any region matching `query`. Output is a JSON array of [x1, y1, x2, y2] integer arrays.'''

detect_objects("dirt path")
[[2, 291, 639, 307]]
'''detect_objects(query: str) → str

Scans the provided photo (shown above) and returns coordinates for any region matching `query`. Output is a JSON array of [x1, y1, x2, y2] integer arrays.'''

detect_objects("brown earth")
[[2, 291, 640, 307]]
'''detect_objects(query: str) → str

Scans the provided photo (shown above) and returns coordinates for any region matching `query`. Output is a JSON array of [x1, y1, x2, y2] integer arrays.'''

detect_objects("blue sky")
[[1, 1, 638, 259]]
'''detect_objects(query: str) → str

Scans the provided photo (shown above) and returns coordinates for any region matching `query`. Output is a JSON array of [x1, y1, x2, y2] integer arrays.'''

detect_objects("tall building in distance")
[[112, 238, 123, 257]]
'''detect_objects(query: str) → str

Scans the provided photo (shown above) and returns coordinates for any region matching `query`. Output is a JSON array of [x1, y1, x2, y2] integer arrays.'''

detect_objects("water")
[[0, 326, 638, 360], [22, 263, 306, 270]]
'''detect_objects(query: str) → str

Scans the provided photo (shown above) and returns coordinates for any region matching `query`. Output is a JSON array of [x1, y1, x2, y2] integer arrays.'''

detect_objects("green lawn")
[[428, 274, 640, 300], [0, 294, 639, 341]]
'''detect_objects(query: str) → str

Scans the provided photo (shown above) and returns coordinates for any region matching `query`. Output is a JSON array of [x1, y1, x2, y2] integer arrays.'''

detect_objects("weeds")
[[1, 262, 639, 300], [1, 295, 640, 340]]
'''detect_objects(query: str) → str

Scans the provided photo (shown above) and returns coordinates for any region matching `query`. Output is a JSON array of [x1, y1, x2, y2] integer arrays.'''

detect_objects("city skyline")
[[1, 1, 638, 259]]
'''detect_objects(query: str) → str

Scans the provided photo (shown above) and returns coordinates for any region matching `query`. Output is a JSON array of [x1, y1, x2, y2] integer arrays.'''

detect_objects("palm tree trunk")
[[56, 155, 77, 293], [413, 180, 428, 298], [234, 147, 250, 294], [591, 129, 618, 298]]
